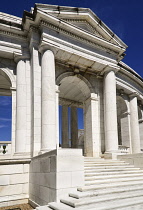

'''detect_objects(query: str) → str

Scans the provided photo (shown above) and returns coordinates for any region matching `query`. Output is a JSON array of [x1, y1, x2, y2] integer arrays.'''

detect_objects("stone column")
[[71, 106, 78, 148], [104, 70, 118, 155], [129, 94, 140, 153], [62, 105, 69, 148], [84, 93, 100, 157], [15, 60, 27, 153], [41, 50, 56, 151]]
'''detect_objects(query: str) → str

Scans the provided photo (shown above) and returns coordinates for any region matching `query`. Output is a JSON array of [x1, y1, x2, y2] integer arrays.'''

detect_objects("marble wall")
[[29, 149, 84, 206], [0, 161, 29, 207]]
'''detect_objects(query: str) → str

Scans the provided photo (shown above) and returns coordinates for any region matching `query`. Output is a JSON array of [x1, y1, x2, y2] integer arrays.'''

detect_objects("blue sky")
[[0, 0, 143, 141], [0, 96, 12, 141]]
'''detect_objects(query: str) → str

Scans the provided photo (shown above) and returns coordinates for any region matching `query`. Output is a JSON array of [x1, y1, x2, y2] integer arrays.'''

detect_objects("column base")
[[84, 151, 101, 158], [13, 152, 31, 159], [103, 151, 121, 160], [39, 148, 57, 155]]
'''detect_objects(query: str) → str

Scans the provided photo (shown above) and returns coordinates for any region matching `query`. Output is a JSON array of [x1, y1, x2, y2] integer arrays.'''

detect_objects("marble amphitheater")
[[1, 3, 143, 210]]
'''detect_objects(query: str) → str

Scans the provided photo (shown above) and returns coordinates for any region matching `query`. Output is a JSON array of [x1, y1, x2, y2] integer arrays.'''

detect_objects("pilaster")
[[84, 93, 100, 157]]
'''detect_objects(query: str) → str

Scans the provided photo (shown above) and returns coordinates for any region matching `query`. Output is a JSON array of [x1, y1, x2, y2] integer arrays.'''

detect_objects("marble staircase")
[[38, 157, 143, 210]]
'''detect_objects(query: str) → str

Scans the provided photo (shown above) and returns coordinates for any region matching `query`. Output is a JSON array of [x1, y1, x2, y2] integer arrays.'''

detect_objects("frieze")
[[40, 20, 119, 56]]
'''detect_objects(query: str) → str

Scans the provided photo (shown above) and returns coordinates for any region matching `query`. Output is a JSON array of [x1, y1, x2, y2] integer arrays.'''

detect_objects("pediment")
[[61, 19, 105, 40], [35, 3, 127, 48]]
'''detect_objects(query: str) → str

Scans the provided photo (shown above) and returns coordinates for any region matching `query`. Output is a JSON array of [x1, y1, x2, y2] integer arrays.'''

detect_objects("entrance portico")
[[1, 3, 143, 208]]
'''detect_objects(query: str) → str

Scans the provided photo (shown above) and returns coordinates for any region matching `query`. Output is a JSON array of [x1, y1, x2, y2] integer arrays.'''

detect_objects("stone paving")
[[0, 204, 33, 210]]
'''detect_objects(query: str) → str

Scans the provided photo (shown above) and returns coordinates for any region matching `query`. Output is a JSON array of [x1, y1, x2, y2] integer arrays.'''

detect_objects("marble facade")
[[0, 3, 143, 207]]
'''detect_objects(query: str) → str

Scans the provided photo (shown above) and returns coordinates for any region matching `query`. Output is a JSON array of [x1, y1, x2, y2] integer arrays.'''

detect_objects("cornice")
[[40, 19, 119, 56], [118, 61, 143, 84], [116, 78, 143, 100], [0, 29, 27, 40], [117, 70, 143, 92]]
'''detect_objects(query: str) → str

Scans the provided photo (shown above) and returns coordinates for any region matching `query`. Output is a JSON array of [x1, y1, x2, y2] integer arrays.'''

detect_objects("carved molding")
[[0, 29, 27, 40], [40, 20, 119, 56], [29, 25, 40, 33]]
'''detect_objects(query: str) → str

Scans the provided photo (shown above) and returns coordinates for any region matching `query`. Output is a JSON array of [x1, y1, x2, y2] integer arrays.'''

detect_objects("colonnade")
[[104, 70, 141, 156], [14, 49, 142, 157]]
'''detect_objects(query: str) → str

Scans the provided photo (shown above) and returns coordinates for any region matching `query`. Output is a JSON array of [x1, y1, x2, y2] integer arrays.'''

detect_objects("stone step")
[[84, 158, 125, 162], [84, 162, 129, 166], [85, 169, 143, 176], [47, 158, 143, 210], [85, 175, 143, 185], [84, 167, 140, 173], [36, 206, 52, 210], [116, 204, 143, 210], [78, 179, 143, 192], [85, 172, 143, 181], [61, 190, 143, 208], [48, 202, 74, 210], [76, 196, 143, 210], [84, 165, 136, 169], [84, 168, 139, 175], [69, 184, 143, 199], [49, 196, 143, 210]]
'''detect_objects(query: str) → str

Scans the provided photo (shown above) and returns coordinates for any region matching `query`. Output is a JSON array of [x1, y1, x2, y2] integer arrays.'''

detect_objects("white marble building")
[[0, 3, 143, 208]]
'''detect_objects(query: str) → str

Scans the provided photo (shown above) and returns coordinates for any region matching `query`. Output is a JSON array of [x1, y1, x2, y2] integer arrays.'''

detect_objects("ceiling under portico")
[[59, 76, 91, 106], [0, 70, 11, 96]]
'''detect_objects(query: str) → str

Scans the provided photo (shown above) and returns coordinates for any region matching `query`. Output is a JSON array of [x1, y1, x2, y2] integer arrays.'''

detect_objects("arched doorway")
[[57, 73, 99, 156], [59, 75, 90, 152]]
